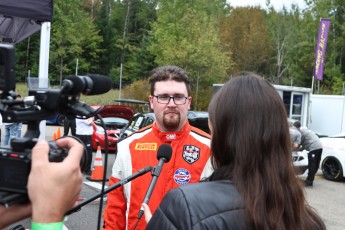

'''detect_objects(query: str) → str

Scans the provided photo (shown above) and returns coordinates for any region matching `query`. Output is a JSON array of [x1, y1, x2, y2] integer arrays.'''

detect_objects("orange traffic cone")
[[52, 133, 57, 140], [86, 146, 108, 182], [56, 127, 61, 139]]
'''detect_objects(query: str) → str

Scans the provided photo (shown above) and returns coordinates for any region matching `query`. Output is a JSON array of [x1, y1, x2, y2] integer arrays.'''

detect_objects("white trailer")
[[273, 85, 311, 128], [212, 84, 312, 127], [309, 95, 345, 136]]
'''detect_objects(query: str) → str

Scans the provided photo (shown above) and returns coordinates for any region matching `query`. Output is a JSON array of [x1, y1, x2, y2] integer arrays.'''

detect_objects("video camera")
[[0, 44, 111, 205]]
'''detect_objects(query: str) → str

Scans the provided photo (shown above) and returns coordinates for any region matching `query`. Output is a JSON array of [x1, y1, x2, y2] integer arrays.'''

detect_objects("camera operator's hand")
[[0, 203, 31, 229], [28, 138, 83, 223]]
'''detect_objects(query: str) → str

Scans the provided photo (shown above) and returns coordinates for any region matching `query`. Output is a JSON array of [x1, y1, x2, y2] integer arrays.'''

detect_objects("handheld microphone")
[[61, 74, 112, 95], [138, 144, 172, 220]]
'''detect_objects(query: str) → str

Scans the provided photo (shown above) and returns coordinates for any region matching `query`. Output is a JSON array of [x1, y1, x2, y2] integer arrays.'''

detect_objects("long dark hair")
[[208, 73, 325, 230]]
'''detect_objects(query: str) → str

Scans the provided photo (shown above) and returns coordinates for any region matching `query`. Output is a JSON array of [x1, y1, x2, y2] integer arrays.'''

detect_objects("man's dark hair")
[[293, 121, 301, 129], [148, 66, 191, 96]]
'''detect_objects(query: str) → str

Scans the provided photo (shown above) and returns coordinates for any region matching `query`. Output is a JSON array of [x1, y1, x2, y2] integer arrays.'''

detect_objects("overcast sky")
[[228, 0, 307, 11]]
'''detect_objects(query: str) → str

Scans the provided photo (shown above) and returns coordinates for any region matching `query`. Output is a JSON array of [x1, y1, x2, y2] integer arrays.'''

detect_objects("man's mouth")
[[164, 111, 178, 116]]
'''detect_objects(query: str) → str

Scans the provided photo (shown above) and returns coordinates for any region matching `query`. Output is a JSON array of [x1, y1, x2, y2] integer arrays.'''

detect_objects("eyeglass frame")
[[152, 94, 190, 105]]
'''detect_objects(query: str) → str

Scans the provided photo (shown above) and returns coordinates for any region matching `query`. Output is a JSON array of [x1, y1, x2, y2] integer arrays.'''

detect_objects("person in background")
[[0, 137, 83, 229], [16, 121, 23, 138], [75, 116, 94, 175], [3, 95, 23, 144], [293, 121, 323, 187], [289, 124, 301, 150], [63, 116, 76, 136], [15, 95, 23, 138], [3, 122, 18, 146], [143, 73, 326, 229], [103, 66, 213, 230]]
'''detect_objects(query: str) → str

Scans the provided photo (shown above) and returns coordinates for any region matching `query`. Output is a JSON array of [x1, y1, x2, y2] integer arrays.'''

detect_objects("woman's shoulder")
[[171, 180, 244, 208], [159, 180, 246, 229], [179, 180, 234, 191]]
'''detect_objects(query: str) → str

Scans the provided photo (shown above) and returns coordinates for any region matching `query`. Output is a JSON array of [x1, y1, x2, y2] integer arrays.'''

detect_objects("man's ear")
[[187, 96, 192, 110], [149, 96, 154, 110]]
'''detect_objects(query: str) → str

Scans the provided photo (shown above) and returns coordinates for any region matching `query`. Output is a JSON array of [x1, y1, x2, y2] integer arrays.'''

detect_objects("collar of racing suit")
[[152, 120, 191, 142]]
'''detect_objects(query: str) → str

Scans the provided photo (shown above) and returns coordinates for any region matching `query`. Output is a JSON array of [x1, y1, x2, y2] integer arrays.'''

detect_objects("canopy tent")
[[0, 0, 53, 44], [0, 0, 53, 139]]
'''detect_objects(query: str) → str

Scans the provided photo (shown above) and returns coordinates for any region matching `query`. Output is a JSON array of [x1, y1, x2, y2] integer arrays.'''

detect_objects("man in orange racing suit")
[[103, 66, 213, 230]]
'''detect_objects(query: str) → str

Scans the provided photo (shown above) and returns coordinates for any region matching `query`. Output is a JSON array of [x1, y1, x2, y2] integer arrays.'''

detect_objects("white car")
[[292, 150, 308, 176], [320, 133, 345, 181]]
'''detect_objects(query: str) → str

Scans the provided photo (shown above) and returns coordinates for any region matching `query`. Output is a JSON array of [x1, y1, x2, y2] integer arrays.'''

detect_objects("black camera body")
[[0, 140, 68, 194], [0, 44, 100, 205]]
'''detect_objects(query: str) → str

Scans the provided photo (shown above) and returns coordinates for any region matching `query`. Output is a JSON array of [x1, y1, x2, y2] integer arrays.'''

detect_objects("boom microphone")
[[61, 74, 112, 95], [137, 144, 172, 220]]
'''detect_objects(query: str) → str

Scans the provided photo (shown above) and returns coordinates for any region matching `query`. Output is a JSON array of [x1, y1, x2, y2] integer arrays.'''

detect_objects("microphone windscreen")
[[87, 74, 112, 95], [64, 76, 85, 94], [157, 144, 173, 162]]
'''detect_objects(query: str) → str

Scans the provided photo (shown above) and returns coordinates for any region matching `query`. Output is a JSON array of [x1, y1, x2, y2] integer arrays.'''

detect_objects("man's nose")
[[167, 97, 176, 106]]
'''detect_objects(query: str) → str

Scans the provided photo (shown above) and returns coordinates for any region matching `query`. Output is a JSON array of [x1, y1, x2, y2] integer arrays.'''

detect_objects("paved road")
[[303, 173, 345, 230], [4, 124, 345, 230]]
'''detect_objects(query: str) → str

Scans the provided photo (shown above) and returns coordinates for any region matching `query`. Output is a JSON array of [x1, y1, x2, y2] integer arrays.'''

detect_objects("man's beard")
[[163, 111, 181, 131]]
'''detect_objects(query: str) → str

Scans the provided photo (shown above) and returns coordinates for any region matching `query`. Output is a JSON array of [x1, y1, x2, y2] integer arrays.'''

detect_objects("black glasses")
[[153, 95, 188, 105]]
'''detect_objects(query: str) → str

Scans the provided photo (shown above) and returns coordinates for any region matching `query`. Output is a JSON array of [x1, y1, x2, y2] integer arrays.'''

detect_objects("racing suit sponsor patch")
[[182, 145, 200, 164], [166, 134, 176, 140], [135, 143, 157, 151], [174, 168, 191, 185]]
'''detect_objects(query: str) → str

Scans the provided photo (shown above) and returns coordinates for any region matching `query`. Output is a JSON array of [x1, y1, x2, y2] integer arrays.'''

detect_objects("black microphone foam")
[[63, 74, 112, 95], [157, 144, 172, 162], [86, 74, 112, 95], [63, 76, 85, 94]]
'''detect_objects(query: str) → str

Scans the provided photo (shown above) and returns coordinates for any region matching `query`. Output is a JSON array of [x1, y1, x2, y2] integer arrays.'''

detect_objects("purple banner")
[[313, 18, 331, 80]]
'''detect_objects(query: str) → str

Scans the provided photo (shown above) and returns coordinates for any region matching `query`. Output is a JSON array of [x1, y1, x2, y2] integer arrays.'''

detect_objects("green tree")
[[265, 5, 311, 85], [291, 0, 345, 93], [219, 7, 272, 76], [15, 33, 41, 83], [49, 0, 103, 84], [150, 0, 230, 110], [95, 0, 157, 87]]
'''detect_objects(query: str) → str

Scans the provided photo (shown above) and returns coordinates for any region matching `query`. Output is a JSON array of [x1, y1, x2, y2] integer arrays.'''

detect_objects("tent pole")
[[38, 22, 51, 140]]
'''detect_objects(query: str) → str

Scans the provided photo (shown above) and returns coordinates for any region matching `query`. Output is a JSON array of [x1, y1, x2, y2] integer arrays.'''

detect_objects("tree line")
[[13, 0, 345, 110]]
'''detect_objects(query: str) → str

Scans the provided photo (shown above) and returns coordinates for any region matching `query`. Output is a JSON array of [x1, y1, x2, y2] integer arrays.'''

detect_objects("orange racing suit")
[[103, 121, 212, 230]]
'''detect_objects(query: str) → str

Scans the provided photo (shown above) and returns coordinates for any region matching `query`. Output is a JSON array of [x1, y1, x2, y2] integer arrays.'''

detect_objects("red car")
[[91, 104, 135, 120], [90, 104, 134, 152], [91, 117, 129, 152]]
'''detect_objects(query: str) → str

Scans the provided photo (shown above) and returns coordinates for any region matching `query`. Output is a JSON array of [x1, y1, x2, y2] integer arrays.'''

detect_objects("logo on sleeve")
[[182, 145, 200, 164], [174, 168, 191, 185]]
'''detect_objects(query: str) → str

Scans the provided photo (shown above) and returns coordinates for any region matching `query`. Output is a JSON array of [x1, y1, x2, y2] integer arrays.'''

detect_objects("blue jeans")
[[4, 123, 19, 146], [17, 122, 23, 138]]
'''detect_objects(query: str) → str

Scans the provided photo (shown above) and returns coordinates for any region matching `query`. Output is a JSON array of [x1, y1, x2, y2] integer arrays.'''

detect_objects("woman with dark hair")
[[142, 73, 325, 229]]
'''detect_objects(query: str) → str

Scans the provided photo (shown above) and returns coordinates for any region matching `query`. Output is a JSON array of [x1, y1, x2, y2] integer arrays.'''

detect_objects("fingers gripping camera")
[[0, 140, 66, 206]]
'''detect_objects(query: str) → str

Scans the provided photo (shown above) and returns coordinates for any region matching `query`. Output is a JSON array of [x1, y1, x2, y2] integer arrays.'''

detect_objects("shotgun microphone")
[[137, 144, 172, 220], [61, 74, 112, 95]]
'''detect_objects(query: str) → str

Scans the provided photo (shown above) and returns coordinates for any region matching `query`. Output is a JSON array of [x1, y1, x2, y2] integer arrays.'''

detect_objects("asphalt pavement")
[[4, 124, 345, 230]]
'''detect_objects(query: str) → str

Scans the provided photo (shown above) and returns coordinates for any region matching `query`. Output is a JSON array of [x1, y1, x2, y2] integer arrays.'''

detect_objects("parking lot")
[[4, 124, 345, 230], [302, 172, 345, 230]]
